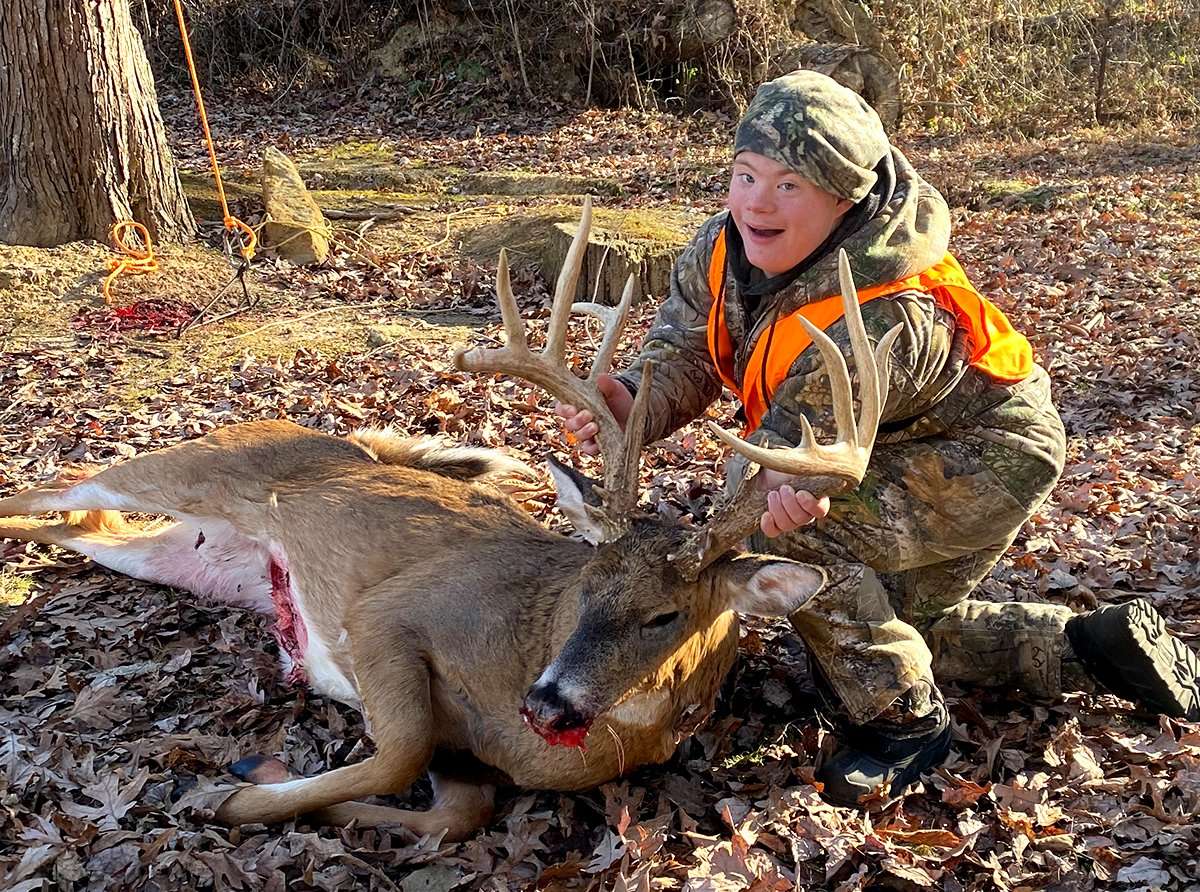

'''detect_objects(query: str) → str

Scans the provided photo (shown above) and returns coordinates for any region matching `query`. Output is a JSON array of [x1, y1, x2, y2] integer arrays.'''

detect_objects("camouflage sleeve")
[[614, 214, 727, 444], [753, 290, 966, 450]]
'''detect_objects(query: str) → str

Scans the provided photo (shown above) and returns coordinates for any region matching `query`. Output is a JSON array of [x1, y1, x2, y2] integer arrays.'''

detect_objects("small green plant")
[[454, 60, 489, 83]]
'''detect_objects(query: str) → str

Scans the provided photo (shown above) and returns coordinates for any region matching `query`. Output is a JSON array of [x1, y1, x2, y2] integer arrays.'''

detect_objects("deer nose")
[[522, 680, 588, 730]]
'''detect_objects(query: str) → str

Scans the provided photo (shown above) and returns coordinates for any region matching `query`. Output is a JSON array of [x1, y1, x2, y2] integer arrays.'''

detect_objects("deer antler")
[[453, 197, 651, 542], [671, 249, 904, 580]]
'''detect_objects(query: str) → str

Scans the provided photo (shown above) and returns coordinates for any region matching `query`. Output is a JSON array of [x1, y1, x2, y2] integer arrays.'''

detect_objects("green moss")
[[982, 179, 1035, 199], [309, 188, 438, 213], [981, 180, 1068, 211], [293, 142, 462, 193], [179, 171, 258, 223], [316, 140, 397, 162], [366, 316, 480, 345], [299, 161, 453, 193], [0, 570, 33, 607]]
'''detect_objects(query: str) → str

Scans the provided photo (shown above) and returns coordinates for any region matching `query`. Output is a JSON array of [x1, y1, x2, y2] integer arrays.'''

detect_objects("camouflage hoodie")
[[616, 75, 1063, 493]]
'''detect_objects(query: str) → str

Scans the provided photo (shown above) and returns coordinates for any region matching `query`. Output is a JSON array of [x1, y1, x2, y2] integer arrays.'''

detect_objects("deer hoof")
[[230, 754, 291, 784]]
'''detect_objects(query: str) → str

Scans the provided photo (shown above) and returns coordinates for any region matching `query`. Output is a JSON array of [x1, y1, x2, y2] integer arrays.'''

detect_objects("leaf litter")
[[1, 90, 1199, 890]]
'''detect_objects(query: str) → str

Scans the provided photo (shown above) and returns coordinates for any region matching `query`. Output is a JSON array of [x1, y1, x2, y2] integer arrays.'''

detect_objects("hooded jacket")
[[614, 147, 1064, 485]]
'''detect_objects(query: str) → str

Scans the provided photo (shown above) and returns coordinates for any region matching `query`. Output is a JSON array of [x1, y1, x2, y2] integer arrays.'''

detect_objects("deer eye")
[[642, 610, 681, 630]]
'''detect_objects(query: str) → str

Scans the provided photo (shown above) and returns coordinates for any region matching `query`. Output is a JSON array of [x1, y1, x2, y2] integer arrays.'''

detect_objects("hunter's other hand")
[[554, 375, 633, 456], [757, 468, 830, 538]]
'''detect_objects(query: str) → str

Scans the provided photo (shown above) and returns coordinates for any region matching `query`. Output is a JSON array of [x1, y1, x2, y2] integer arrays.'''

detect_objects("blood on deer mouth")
[[520, 705, 591, 750]]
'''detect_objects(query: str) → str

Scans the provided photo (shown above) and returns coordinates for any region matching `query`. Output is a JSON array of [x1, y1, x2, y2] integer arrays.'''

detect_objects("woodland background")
[[1, 0, 1199, 889]]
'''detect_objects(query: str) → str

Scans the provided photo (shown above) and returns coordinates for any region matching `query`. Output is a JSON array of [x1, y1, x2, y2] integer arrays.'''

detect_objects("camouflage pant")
[[744, 374, 1070, 724]]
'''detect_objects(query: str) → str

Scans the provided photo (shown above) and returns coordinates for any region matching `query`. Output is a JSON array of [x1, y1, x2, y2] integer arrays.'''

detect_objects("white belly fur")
[[278, 560, 360, 709], [302, 623, 360, 708]]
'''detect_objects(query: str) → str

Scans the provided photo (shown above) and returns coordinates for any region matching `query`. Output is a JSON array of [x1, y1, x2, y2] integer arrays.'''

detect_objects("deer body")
[[0, 419, 742, 836]]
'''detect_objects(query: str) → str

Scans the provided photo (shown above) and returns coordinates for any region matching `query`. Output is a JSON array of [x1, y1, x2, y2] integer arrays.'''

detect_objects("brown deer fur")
[[0, 419, 821, 840]]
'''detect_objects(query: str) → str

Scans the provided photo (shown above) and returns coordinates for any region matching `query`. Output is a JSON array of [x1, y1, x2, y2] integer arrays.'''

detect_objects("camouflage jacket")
[[615, 148, 1064, 485]]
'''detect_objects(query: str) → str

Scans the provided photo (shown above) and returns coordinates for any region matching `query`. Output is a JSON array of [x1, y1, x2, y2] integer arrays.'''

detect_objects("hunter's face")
[[727, 151, 853, 276]]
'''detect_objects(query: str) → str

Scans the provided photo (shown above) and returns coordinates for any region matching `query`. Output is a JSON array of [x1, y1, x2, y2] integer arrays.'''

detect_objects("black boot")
[[1065, 600, 1200, 721], [813, 674, 952, 808]]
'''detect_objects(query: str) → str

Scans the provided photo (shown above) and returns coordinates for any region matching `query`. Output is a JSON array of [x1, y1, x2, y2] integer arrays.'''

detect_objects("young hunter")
[[557, 70, 1200, 806]]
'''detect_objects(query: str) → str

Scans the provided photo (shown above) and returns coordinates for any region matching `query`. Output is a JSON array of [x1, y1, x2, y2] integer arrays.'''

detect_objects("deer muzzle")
[[521, 680, 593, 749]]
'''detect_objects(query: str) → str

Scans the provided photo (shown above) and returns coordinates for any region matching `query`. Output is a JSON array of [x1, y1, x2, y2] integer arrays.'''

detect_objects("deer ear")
[[719, 555, 826, 617], [546, 457, 607, 545]]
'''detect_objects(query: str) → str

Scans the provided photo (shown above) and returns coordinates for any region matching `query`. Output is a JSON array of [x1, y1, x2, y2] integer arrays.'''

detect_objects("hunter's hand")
[[756, 468, 830, 538], [554, 375, 633, 456]]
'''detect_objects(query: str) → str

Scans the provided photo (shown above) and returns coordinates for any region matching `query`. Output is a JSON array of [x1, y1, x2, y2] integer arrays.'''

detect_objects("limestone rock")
[[261, 147, 330, 265]]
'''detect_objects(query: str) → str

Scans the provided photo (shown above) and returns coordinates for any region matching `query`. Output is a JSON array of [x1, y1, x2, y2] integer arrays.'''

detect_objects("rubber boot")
[[1065, 599, 1200, 721], [813, 671, 952, 807]]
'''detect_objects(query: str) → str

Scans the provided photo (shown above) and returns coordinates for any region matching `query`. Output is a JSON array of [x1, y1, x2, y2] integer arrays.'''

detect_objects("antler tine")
[[706, 249, 901, 485], [454, 198, 646, 543], [545, 195, 594, 362], [573, 273, 636, 384], [671, 250, 903, 580], [600, 359, 654, 520], [495, 248, 531, 356], [839, 249, 881, 445]]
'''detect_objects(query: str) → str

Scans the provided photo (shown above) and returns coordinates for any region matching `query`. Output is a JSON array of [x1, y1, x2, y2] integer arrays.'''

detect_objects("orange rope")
[[103, 0, 257, 304], [172, 0, 256, 262], [103, 221, 159, 304]]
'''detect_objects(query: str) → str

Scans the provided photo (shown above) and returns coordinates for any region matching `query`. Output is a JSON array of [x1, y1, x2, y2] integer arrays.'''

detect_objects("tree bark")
[[0, 0, 196, 247]]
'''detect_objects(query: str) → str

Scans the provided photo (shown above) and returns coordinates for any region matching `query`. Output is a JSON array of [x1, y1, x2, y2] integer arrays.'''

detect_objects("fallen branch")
[[324, 205, 419, 222]]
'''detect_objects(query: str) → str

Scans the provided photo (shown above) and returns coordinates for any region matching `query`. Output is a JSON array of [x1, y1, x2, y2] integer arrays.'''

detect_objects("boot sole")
[[1070, 600, 1200, 721]]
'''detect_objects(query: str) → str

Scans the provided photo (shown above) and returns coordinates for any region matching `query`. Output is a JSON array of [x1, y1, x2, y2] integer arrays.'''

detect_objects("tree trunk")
[[668, 0, 738, 61], [0, 0, 195, 247]]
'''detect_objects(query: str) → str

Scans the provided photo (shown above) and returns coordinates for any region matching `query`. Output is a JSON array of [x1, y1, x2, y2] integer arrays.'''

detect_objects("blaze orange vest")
[[705, 228, 1034, 433]]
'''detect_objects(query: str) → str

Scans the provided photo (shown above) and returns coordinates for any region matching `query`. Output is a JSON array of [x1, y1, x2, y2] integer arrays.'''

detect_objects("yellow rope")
[[103, 2, 258, 305], [172, 0, 256, 262]]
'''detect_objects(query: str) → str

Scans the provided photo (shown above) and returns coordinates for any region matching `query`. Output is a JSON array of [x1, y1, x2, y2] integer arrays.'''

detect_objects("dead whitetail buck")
[[0, 198, 901, 841]]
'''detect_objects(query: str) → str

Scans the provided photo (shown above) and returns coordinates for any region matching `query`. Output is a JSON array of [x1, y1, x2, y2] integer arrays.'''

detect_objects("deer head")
[[453, 198, 901, 747]]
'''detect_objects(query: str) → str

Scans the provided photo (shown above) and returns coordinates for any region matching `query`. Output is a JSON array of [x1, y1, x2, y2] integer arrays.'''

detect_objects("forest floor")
[[1, 83, 1199, 891]]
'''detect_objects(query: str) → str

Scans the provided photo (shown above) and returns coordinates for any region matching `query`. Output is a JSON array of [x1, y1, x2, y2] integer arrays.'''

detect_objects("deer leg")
[[231, 754, 495, 842], [0, 472, 144, 518], [313, 773, 496, 843], [216, 645, 435, 827], [0, 512, 273, 612], [0, 442, 245, 519]]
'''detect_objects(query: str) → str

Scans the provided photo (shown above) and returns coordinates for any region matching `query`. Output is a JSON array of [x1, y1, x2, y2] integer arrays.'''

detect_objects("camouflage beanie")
[[734, 70, 889, 203]]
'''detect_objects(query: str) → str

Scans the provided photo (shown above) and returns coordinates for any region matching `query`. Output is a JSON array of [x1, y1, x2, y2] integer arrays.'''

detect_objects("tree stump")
[[462, 206, 701, 307], [542, 220, 682, 306]]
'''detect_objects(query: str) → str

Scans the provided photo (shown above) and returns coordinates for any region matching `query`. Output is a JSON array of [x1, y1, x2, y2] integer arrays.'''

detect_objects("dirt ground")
[[2, 85, 1199, 891]]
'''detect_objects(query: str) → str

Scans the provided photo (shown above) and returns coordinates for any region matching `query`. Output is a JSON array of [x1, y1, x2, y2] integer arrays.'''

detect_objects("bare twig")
[[222, 301, 384, 343]]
